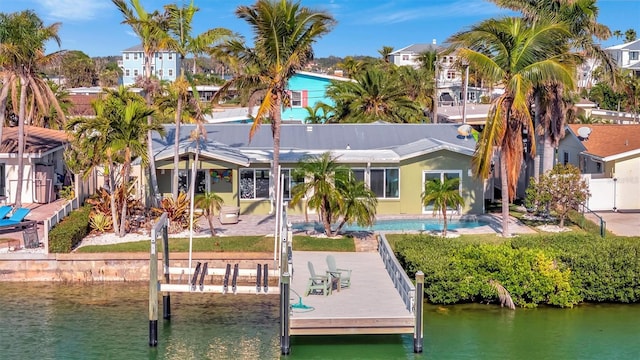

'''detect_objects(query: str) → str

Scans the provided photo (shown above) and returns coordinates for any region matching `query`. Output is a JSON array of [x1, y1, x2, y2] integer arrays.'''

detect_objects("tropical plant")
[[89, 212, 113, 232], [448, 17, 575, 236], [302, 102, 333, 124], [334, 178, 378, 234], [290, 152, 347, 237], [214, 0, 335, 214], [163, 0, 233, 201], [152, 191, 190, 233], [396, 65, 435, 119], [326, 67, 423, 123], [0, 10, 66, 208], [525, 164, 590, 227], [66, 87, 163, 236], [378, 45, 394, 62], [624, 28, 637, 42], [421, 177, 464, 237], [113, 0, 170, 206], [336, 56, 364, 78], [194, 191, 224, 236]]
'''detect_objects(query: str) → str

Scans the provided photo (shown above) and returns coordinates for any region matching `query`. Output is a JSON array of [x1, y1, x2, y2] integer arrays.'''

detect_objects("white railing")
[[378, 234, 416, 313], [43, 196, 80, 253]]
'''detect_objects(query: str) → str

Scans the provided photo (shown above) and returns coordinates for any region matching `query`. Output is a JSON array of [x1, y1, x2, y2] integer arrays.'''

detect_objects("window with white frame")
[[168, 52, 173, 60], [370, 168, 399, 198], [422, 170, 461, 212], [240, 169, 270, 199], [134, 53, 138, 60], [125, 69, 130, 77], [631, 52, 639, 61], [158, 69, 163, 77], [446, 70, 456, 80], [290, 91, 302, 107], [178, 169, 206, 194], [280, 169, 305, 199], [133, 69, 138, 76], [168, 69, 173, 76], [125, 53, 129, 60]]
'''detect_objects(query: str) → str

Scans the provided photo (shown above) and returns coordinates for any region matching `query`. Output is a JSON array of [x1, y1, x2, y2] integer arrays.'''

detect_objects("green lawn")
[[76, 235, 356, 253]]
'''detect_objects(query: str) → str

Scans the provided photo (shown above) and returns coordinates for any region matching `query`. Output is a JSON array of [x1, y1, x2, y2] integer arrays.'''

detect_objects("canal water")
[[1, 282, 639, 359]]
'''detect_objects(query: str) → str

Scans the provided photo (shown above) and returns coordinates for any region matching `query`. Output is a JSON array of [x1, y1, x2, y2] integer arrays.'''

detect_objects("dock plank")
[[289, 251, 414, 335]]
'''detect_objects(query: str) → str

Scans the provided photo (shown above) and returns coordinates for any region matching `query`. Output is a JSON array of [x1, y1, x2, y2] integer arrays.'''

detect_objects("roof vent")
[[306, 125, 313, 132], [577, 126, 591, 140], [432, 39, 437, 45]]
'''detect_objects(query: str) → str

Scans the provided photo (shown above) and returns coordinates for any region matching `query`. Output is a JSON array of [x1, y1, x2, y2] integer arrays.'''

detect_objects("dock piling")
[[223, 264, 231, 294], [232, 264, 239, 294], [256, 264, 262, 293], [199, 262, 208, 291], [280, 272, 291, 355], [413, 271, 425, 353], [263, 264, 269, 293]]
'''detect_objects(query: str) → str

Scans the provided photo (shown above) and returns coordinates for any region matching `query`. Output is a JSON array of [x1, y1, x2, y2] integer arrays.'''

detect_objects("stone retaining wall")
[[0, 252, 274, 282]]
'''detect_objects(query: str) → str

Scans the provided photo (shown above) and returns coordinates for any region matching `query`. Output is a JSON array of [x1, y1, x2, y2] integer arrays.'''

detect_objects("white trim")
[[421, 170, 462, 215]]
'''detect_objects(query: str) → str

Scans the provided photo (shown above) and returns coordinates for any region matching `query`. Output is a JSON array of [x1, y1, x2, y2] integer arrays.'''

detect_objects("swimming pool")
[[292, 218, 489, 232]]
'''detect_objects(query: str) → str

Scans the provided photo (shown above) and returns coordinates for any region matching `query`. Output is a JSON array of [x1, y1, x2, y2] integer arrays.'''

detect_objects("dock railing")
[[378, 234, 415, 313]]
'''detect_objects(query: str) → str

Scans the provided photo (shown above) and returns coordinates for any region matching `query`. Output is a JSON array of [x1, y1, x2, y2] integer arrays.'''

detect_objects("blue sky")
[[3, 0, 639, 58]]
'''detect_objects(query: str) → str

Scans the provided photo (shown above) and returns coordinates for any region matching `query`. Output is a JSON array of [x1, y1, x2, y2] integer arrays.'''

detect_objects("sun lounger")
[[0, 205, 13, 220], [0, 208, 33, 230]]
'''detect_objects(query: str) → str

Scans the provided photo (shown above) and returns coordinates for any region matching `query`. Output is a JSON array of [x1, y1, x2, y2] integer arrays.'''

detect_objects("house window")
[[240, 169, 270, 199], [169, 53, 173, 60], [446, 70, 456, 80], [291, 91, 302, 107], [596, 162, 602, 173], [158, 69, 163, 77], [177, 170, 206, 194], [0, 164, 5, 196], [563, 151, 569, 165], [168, 69, 173, 77], [370, 168, 399, 198], [281, 169, 304, 199], [631, 52, 639, 61], [125, 69, 130, 77], [125, 53, 129, 60], [402, 54, 409, 61], [423, 170, 462, 212], [133, 69, 138, 76], [134, 53, 138, 60]]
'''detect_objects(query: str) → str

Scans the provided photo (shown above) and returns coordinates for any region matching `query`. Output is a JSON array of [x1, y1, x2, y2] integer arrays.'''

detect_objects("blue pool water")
[[293, 218, 489, 232]]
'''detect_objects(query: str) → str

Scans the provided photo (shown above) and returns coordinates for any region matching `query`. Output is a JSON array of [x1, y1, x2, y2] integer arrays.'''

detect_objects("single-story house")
[[150, 122, 485, 216], [558, 124, 640, 211], [0, 126, 69, 204]]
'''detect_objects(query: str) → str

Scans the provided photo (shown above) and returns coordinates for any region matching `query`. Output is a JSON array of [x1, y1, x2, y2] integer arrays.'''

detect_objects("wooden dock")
[[288, 251, 414, 335]]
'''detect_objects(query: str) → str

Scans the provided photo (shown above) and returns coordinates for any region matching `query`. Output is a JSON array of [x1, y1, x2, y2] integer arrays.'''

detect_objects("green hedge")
[[394, 233, 640, 308], [48, 205, 91, 253]]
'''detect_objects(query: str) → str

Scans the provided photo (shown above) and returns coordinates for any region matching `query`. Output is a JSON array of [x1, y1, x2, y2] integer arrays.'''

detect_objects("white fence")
[[583, 174, 639, 211], [378, 234, 415, 313]]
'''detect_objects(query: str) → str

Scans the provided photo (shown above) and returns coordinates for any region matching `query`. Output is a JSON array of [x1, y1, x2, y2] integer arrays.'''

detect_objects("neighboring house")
[[281, 71, 352, 123], [120, 45, 181, 86], [605, 39, 640, 77], [389, 43, 487, 108], [558, 124, 640, 211], [150, 123, 486, 216], [0, 126, 69, 205]]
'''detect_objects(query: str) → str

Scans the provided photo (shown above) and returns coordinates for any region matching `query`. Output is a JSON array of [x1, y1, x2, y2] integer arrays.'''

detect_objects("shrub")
[[48, 205, 91, 253]]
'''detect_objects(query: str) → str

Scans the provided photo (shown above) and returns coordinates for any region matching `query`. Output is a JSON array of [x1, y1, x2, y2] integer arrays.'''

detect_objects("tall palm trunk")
[[119, 149, 132, 237], [500, 150, 510, 237], [108, 161, 120, 236], [321, 197, 333, 237], [441, 204, 448, 237], [270, 93, 282, 215], [0, 73, 11, 146], [15, 75, 28, 208], [172, 94, 183, 200], [144, 53, 160, 206]]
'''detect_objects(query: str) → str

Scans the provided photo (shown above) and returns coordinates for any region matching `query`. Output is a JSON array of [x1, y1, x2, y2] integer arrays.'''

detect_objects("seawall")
[[0, 252, 274, 282]]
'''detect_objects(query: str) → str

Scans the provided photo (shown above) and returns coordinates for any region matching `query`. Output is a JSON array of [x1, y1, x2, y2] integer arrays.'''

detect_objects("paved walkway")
[[585, 211, 640, 237]]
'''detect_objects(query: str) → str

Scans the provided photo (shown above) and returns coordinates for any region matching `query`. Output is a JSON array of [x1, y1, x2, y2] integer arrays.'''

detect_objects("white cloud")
[[35, 0, 111, 21]]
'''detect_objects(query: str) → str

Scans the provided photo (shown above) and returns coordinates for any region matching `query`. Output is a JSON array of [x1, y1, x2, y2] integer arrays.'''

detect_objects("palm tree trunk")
[[542, 136, 555, 173], [145, 52, 160, 207], [321, 198, 333, 237], [500, 151, 510, 237], [108, 162, 120, 236], [206, 215, 216, 236], [533, 92, 542, 181], [271, 95, 282, 215], [172, 95, 183, 200], [442, 206, 448, 237], [119, 150, 131, 237], [0, 73, 11, 146], [15, 75, 28, 208]]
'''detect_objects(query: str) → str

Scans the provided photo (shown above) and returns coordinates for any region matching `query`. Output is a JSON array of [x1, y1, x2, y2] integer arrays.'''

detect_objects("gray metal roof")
[[391, 44, 440, 54], [152, 123, 477, 164]]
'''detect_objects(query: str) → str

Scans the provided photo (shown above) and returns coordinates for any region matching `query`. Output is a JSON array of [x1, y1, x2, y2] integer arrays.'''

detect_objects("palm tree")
[[334, 178, 378, 234], [326, 67, 423, 123], [302, 102, 333, 124], [421, 177, 464, 237], [396, 65, 435, 120], [624, 29, 637, 43], [0, 10, 66, 208], [215, 0, 335, 214], [163, 1, 233, 201], [448, 17, 575, 236], [490, 0, 611, 174], [378, 46, 394, 62], [336, 56, 363, 78], [194, 191, 224, 236], [66, 87, 163, 237], [613, 30, 622, 40], [291, 152, 346, 237], [113, 0, 170, 207]]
